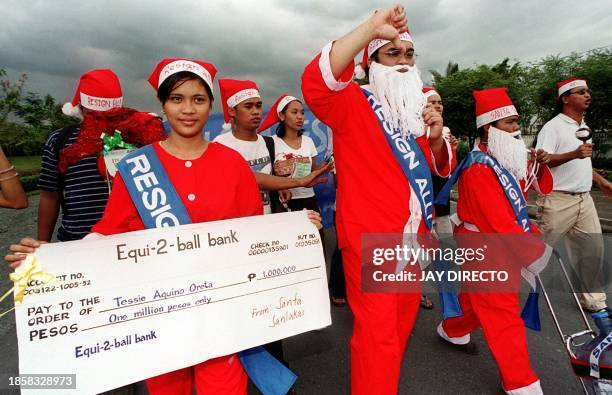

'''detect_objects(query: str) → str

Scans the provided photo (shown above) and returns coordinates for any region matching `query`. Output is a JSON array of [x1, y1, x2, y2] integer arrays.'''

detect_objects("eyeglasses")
[[569, 89, 592, 96], [382, 50, 418, 60]]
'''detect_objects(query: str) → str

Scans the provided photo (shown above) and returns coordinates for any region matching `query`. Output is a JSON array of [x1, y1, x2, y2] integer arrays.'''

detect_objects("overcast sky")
[[2, 0, 611, 114]]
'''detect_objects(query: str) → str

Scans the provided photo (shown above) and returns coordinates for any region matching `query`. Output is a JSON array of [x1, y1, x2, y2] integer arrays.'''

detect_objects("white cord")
[[523, 150, 539, 192]]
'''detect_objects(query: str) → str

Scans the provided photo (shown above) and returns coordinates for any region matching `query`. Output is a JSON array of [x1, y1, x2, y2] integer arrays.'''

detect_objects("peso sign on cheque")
[[14, 211, 331, 394]]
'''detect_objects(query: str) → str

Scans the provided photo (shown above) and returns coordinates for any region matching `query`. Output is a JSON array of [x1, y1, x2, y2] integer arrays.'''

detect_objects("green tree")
[[578, 50, 612, 134], [522, 54, 578, 132], [0, 69, 78, 155], [431, 48, 612, 161], [431, 61, 459, 85], [0, 69, 27, 123], [433, 58, 528, 147]]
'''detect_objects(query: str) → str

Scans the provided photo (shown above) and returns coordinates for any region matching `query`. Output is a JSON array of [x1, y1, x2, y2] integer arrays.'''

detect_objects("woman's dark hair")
[[275, 102, 304, 138], [157, 71, 213, 107]]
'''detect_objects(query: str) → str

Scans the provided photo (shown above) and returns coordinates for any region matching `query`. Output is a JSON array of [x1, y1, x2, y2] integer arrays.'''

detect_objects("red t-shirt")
[[301, 43, 452, 250], [92, 142, 263, 235]]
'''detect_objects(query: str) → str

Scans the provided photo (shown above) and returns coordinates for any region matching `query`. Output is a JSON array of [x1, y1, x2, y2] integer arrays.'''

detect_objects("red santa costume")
[[437, 88, 553, 395], [91, 58, 260, 395], [302, 33, 452, 394]]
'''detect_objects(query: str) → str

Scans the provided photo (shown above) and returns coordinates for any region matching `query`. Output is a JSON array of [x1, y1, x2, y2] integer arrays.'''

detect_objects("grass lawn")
[[8, 156, 41, 176]]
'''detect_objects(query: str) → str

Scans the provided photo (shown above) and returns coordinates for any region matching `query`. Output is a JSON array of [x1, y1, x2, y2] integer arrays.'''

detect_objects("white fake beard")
[[487, 126, 528, 181], [369, 62, 426, 137]]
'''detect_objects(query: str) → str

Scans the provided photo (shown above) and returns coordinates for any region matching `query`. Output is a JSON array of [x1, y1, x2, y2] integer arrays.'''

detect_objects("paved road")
[[0, 193, 610, 394]]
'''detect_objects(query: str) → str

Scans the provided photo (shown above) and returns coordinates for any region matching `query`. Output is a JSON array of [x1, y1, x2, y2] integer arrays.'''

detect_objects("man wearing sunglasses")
[[535, 77, 612, 314]]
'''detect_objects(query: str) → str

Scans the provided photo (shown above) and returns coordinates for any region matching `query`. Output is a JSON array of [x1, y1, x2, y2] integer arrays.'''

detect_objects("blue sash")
[[117, 144, 297, 394], [361, 88, 434, 230], [434, 150, 542, 330], [117, 145, 192, 229], [434, 150, 530, 233]]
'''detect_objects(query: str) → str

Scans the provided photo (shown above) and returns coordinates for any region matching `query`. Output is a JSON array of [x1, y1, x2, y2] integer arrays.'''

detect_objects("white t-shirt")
[[214, 132, 272, 214], [272, 135, 318, 199], [536, 113, 593, 192]]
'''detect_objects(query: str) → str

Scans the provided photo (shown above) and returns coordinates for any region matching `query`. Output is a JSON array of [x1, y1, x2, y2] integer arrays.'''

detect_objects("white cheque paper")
[[15, 211, 331, 394]]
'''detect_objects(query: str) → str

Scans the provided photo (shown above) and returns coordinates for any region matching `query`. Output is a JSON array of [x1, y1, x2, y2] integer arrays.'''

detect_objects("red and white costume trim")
[[302, 42, 453, 395]]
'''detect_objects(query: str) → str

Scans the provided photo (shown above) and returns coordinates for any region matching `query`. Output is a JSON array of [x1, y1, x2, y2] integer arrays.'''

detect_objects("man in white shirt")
[[214, 79, 330, 214], [535, 77, 612, 312]]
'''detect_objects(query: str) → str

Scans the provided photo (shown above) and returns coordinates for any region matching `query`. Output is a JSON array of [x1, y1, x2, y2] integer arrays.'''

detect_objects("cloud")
[[1, 0, 611, 114]]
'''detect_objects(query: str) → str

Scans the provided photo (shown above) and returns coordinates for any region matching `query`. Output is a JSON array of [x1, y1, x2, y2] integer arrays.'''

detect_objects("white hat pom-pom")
[[62, 102, 82, 118]]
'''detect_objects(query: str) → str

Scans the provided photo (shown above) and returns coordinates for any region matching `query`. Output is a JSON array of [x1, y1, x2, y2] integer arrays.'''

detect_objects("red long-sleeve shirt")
[[301, 42, 452, 250], [93, 142, 263, 235]]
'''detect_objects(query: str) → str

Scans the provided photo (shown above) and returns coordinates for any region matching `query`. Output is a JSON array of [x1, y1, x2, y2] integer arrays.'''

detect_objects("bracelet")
[[0, 165, 15, 174], [0, 172, 19, 182]]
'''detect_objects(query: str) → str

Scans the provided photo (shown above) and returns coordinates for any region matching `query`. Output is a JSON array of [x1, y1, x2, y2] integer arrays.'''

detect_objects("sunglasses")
[[569, 89, 592, 96]]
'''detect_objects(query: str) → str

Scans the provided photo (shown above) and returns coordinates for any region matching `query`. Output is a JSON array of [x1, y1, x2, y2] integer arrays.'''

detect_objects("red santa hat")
[[473, 88, 518, 128], [147, 58, 217, 94], [557, 77, 587, 97], [62, 69, 123, 117], [218, 79, 261, 123], [422, 87, 440, 99], [257, 94, 300, 133], [355, 31, 414, 79]]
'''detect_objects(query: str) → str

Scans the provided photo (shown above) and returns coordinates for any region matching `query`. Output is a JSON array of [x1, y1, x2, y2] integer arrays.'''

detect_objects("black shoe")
[[438, 335, 479, 355]]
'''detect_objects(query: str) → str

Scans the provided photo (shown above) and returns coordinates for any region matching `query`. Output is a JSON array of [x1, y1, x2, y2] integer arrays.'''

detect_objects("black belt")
[[554, 190, 588, 196]]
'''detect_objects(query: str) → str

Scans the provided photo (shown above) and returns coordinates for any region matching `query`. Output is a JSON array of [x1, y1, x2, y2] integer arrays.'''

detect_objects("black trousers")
[[329, 210, 346, 299]]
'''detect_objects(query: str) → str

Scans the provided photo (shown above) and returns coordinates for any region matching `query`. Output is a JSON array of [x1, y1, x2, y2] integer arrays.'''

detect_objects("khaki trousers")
[[536, 191, 606, 310]]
